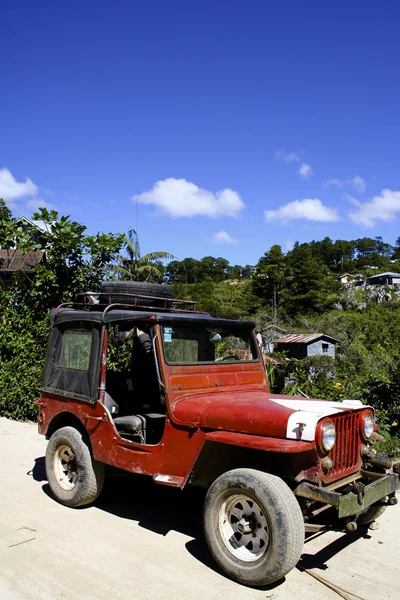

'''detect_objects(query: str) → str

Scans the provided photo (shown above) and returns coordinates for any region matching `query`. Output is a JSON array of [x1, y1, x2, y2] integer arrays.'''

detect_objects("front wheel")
[[203, 469, 304, 587], [45, 426, 105, 507]]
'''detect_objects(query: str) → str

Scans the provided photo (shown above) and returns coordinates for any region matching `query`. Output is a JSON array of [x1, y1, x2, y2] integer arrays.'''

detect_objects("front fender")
[[204, 430, 315, 453]]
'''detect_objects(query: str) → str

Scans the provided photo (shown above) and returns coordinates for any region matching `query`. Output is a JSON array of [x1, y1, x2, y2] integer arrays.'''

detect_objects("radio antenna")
[[135, 192, 139, 237]]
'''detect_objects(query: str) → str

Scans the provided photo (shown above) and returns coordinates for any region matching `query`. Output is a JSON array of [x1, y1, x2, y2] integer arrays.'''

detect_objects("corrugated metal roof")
[[272, 333, 340, 344], [0, 249, 45, 272], [367, 272, 400, 279]]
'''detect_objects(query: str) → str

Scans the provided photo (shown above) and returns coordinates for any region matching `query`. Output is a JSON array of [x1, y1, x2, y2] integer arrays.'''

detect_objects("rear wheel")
[[203, 469, 304, 587], [45, 426, 105, 507]]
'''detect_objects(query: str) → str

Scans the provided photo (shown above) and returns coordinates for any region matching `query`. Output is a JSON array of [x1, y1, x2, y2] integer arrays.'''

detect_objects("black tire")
[[45, 426, 105, 507], [203, 468, 304, 587], [357, 503, 387, 526], [100, 281, 173, 306]]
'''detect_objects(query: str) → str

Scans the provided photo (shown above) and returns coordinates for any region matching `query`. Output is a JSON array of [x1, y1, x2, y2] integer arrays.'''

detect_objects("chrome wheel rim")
[[54, 444, 78, 491], [218, 493, 269, 562]]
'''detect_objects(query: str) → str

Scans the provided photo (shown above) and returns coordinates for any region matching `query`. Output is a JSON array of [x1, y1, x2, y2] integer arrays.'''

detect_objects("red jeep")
[[36, 282, 399, 587]]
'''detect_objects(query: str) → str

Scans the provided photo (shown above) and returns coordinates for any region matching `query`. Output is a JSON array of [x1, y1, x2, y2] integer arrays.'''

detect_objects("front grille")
[[325, 411, 362, 481]]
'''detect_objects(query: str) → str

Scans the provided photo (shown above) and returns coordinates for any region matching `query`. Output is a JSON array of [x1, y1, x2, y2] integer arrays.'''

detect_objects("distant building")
[[0, 249, 45, 284], [366, 272, 400, 286], [0, 216, 47, 250], [260, 324, 288, 353], [272, 333, 340, 359], [338, 273, 356, 284]]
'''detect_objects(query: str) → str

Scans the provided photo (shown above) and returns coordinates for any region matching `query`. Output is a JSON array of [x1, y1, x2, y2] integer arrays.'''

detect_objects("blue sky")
[[1, 1, 400, 265]]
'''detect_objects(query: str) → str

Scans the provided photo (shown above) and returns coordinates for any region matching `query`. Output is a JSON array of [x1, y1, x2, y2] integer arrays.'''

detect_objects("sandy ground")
[[0, 417, 399, 600]]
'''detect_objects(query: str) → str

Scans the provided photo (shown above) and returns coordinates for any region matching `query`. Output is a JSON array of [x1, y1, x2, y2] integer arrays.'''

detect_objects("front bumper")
[[295, 470, 399, 519]]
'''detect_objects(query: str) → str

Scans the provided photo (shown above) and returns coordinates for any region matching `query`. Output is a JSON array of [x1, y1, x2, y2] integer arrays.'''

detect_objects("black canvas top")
[[50, 307, 255, 329]]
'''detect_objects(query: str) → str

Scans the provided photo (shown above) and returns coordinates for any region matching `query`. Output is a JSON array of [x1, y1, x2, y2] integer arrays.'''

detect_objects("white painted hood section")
[[269, 397, 365, 441]]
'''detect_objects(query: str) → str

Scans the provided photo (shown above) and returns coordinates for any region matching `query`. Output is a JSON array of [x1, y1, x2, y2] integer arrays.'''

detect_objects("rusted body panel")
[[38, 387, 318, 488], [37, 313, 396, 495], [204, 430, 315, 453], [171, 389, 293, 437], [38, 393, 205, 485]]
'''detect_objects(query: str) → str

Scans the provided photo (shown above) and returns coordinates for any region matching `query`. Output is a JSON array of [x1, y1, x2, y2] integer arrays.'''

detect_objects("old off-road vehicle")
[[36, 282, 399, 587]]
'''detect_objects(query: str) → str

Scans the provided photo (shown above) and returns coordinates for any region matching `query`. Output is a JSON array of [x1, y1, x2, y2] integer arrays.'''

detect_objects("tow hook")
[[350, 481, 366, 505]]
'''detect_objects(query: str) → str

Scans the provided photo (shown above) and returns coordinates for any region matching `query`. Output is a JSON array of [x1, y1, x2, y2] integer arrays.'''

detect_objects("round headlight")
[[322, 421, 336, 452], [363, 412, 375, 439]]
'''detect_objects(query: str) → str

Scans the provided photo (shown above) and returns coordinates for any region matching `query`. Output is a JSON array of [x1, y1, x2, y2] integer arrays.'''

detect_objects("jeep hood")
[[171, 390, 365, 441]]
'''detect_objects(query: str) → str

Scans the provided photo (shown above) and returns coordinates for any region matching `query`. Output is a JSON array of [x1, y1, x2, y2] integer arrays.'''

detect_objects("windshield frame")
[[160, 322, 260, 366]]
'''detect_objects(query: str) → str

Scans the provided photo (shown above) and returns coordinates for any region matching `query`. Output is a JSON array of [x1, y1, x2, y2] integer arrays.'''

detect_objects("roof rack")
[[56, 290, 198, 315]]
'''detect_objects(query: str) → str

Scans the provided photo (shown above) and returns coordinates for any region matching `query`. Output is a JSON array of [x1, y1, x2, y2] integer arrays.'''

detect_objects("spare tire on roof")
[[100, 281, 173, 307]]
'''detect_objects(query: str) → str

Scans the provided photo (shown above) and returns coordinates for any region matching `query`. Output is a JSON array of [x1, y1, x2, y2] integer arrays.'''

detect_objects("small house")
[[366, 272, 400, 286], [0, 249, 45, 284], [260, 325, 288, 353], [338, 273, 356, 284], [338, 273, 363, 285], [0, 216, 47, 250], [272, 333, 340, 360]]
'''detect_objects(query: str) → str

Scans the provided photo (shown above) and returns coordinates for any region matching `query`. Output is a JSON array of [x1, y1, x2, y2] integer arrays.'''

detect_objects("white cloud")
[[325, 179, 344, 188], [0, 168, 38, 201], [298, 163, 312, 179], [350, 175, 366, 193], [26, 198, 57, 212], [276, 151, 313, 179], [277, 151, 299, 163], [343, 193, 361, 207], [348, 189, 400, 227], [133, 178, 245, 218], [211, 230, 239, 244], [264, 198, 339, 224], [324, 174, 366, 193]]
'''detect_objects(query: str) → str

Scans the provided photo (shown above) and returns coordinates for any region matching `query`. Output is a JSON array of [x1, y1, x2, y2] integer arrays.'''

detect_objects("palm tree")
[[115, 228, 174, 282]]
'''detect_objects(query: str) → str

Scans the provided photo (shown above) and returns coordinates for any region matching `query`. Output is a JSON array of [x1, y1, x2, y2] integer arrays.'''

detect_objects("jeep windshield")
[[161, 323, 259, 364]]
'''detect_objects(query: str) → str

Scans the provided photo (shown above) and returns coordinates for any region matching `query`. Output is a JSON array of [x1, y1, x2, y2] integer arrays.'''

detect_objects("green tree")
[[283, 242, 338, 315], [165, 256, 242, 285], [13, 208, 125, 308], [332, 239, 356, 270], [115, 228, 174, 282], [355, 237, 378, 256], [0, 199, 16, 249], [173, 279, 261, 319], [253, 245, 286, 318], [0, 207, 125, 420], [391, 237, 400, 260]]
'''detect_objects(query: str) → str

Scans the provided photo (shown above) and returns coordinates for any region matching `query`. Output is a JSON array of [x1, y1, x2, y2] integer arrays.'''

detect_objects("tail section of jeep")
[[36, 282, 400, 588]]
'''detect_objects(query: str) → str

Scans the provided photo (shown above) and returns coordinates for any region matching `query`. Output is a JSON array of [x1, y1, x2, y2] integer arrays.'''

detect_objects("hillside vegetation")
[[0, 201, 399, 453]]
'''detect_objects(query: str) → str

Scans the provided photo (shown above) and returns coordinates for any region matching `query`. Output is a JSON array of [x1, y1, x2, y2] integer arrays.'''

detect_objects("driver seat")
[[113, 414, 146, 435], [104, 391, 145, 436]]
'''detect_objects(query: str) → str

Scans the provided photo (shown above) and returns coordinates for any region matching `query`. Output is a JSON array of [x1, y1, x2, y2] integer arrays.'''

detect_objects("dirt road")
[[0, 417, 398, 600]]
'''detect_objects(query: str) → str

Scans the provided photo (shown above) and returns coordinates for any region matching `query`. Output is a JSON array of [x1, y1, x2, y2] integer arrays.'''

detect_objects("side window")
[[43, 323, 101, 402], [58, 331, 92, 371]]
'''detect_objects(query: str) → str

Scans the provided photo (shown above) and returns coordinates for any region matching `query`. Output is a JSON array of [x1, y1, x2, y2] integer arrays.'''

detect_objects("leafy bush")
[[0, 298, 49, 420], [0, 204, 124, 421]]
